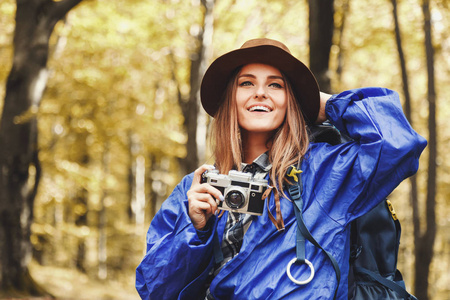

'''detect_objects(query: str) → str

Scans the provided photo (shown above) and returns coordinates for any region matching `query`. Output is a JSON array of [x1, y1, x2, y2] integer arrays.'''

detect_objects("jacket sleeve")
[[135, 174, 216, 300], [304, 87, 427, 224]]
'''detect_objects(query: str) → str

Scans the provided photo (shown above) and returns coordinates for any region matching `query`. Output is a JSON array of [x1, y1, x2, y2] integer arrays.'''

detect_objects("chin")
[[243, 122, 282, 133], [241, 127, 279, 136]]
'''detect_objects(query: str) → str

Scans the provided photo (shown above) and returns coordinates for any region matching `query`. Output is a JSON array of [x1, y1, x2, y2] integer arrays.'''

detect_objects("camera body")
[[202, 169, 268, 215]]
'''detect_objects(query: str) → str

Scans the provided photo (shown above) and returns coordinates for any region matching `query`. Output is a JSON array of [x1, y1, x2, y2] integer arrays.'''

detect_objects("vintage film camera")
[[202, 169, 268, 215]]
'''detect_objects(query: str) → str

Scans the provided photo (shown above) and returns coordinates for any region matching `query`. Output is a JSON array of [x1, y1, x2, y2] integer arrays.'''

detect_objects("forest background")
[[0, 0, 449, 299]]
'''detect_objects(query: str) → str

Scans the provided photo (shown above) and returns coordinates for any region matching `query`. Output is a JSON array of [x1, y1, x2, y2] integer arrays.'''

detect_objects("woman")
[[136, 38, 426, 299]]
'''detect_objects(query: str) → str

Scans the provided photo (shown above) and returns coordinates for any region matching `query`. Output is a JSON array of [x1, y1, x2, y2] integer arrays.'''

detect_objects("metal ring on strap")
[[286, 257, 315, 285]]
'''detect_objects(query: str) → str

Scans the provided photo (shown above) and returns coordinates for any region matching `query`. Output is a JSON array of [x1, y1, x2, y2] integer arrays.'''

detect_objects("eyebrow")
[[238, 74, 285, 81]]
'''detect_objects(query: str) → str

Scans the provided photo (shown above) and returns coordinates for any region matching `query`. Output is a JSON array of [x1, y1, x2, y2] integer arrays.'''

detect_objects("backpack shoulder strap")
[[353, 267, 417, 300], [286, 166, 341, 300]]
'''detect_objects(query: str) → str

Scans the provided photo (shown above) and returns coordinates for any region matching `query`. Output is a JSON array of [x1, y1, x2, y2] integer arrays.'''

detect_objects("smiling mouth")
[[248, 105, 272, 112]]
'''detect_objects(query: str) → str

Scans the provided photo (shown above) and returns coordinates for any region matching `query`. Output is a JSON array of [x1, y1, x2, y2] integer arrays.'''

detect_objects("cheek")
[[234, 99, 245, 124], [235, 89, 250, 105], [275, 94, 288, 114], [275, 109, 287, 127], [235, 91, 249, 116], [275, 95, 288, 123], [269, 89, 286, 103]]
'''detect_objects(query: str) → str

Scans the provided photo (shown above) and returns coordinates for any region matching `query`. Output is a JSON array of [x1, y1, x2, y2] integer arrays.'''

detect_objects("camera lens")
[[225, 191, 245, 209]]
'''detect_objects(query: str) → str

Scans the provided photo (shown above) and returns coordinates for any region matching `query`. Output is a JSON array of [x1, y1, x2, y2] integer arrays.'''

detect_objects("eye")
[[269, 82, 283, 89], [239, 81, 253, 87]]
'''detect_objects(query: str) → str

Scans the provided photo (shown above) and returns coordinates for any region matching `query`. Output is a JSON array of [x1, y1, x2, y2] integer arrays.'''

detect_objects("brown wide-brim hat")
[[200, 38, 320, 123]]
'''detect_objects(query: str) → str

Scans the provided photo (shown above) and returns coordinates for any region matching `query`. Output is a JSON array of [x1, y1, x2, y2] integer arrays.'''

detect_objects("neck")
[[241, 130, 272, 164]]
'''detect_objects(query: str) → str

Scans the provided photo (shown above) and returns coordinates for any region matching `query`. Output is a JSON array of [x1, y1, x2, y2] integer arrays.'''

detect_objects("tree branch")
[[51, 0, 84, 22]]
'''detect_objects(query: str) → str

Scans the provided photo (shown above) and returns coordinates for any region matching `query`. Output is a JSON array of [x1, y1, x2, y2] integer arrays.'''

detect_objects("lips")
[[247, 105, 273, 112]]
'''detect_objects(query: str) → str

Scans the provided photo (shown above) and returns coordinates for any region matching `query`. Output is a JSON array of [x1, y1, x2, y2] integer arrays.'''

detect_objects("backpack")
[[302, 124, 418, 300], [348, 199, 417, 300]]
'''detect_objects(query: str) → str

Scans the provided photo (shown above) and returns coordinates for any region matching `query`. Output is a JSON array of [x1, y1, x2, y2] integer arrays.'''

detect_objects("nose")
[[255, 85, 267, 99]]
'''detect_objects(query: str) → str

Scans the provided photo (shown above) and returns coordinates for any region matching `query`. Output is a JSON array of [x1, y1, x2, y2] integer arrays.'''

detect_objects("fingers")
[[190, 164, 224, 203], [316, 92, 332, 124], [188, 190, 219, 230], [188, 165, 224, 230], [192, 164, 215, 186], [189, 201, 213, 231], [193, 195, 217, 216], [192, 183, 223, 202], [319, 91, 332, 101], [187, 184, 221, 214]]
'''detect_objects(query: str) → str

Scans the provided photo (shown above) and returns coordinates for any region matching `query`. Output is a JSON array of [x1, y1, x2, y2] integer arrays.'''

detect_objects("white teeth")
[[248, 105, 271, 112]]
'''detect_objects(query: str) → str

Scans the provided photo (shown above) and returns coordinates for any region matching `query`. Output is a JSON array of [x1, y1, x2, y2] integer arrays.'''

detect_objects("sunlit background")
[[0, 0, 449, 299]]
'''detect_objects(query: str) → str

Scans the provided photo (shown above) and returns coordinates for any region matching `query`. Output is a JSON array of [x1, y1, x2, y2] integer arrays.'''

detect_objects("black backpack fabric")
[[309, 124, 417, 300], [348, 200, 417, 300]]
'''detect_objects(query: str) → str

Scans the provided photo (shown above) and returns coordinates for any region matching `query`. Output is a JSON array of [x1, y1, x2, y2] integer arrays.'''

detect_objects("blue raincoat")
[[136, 88, 427, 300]]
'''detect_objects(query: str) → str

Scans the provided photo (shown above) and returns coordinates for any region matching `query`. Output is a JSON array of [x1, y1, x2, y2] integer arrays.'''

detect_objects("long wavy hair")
[[211, 66, 310, 193]]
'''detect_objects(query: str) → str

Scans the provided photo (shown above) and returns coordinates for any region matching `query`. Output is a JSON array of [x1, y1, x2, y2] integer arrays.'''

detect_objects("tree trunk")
[[128, 133, 145, 225], [127, 133, 135, 221], [74, 150, 89, 273], [392, 0, 412, 122], [391, 0, 421, 294], [178, 0, 215, 174], [309, 0, 335, 93], [0, 0, 83, 295], [148, 154, 158, 220], [335, 0, 350, 86], [414, 1, 437, 299], [134, 155, 146, 225], [98, 142, 109, 280]]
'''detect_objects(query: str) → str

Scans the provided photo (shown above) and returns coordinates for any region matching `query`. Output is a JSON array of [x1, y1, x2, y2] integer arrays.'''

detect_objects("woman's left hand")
[[315, 92, 332, 124]]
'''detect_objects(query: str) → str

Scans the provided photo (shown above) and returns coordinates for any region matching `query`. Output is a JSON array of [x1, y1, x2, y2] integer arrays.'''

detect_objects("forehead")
[[238, 63, 283, 77]]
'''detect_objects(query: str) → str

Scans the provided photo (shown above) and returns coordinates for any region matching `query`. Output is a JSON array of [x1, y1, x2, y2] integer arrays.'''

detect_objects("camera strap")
[[262, 186, 285, 231], [286, 165, 341, 299]]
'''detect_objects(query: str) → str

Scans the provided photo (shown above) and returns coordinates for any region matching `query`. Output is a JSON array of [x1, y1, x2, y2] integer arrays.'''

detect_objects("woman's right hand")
[[315, 91, 332, 124], [187, 165, 224, 230]]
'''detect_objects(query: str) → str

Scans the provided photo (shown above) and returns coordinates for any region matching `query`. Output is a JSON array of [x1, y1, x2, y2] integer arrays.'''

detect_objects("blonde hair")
[[211, 68, 310, 193]]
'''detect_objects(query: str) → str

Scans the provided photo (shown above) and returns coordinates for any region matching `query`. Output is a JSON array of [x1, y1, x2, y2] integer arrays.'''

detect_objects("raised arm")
[[303, 87, 427, 223]]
